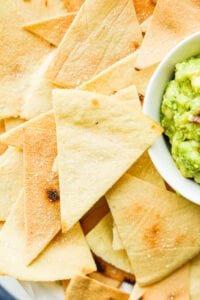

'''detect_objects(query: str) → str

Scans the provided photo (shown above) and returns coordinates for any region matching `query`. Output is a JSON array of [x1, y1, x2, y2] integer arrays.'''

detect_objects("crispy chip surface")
[[106, 174, 200, 286], [53, 89, 162, 231]]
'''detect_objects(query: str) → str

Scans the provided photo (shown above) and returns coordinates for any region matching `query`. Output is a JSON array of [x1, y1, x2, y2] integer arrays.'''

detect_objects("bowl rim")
[[143, 31, 200, 204]]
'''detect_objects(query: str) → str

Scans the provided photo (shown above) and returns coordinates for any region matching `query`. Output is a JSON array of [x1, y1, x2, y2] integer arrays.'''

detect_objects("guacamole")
[[161, 56, 200, 183]]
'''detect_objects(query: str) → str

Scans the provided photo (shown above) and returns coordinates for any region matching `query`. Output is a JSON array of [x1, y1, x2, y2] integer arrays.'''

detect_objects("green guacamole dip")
[[161, 56, 200, 183]]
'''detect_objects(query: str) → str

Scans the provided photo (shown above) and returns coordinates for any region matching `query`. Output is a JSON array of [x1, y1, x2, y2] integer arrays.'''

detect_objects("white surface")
[[143, 31, 200, 205]]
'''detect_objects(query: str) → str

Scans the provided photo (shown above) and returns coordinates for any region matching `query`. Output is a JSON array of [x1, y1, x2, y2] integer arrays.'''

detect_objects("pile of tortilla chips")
[[0, 0, 200, 299]]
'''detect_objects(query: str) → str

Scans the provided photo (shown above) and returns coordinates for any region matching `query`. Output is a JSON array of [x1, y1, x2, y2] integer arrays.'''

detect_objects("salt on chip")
[[80, 51, 157, 96], [65, 274, 129, 300], [106, 174, 200, 286], [0, 147, 23, 221], [0, 192, 96, 281], [64, 0, 85, 11], [23, 123, 60, 265], [135, 0, 200, 69], [46, 0, 142, 87], [23, 13, 76, 47], [53, 89, 162, 231], [86, 214, 133, 274]]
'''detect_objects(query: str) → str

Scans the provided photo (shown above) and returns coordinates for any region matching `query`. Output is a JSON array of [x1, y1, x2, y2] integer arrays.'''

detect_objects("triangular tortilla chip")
[[46, 0, 142, 87], [88, 272, 121, 289], [106, 174, 200, 286], [23, 13, 76, 47], [23, 123, 60, 265], [53, 89, 162, 231], [80, 51, 157, 96], [133, 0, 156, 23], [0, 192, 96, 281], [86, 214, 133, 274], [0, 110, 54, 149], [65, 274, 129, 300], [130, 265, 189, 300], [135, 0, 200, 69], [128, 150, 165, 188], [0, 147, 23, 221], [4, 118, 25, 132], [64, 0, 84, 11]]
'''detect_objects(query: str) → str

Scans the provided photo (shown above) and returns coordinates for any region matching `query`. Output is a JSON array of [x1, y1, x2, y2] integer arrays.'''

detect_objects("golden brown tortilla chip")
[[64, 0, 84, 11], [86, 214, 133, 274], [23, 122, 60, 265], [106, 174, 200, 286], [0, 110, 54, 149], [128, 150, 165, 188], [65, 274, 129, 300], [80, 51, 157, 96], [0, 147, 23, 221], [0, 192, 96, 281], [133, 0, 156, 23], [46, 0, 142, 87], [23, 13, 76, 47], [89, 272, 121, 288], [53, 89, 162, 231], [135, 0, 200, 69]]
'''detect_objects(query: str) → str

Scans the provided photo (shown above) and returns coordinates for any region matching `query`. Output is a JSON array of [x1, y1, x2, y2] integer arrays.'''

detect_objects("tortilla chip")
[[23, 123, 61, 265], [141, 265, 189, 300], [0, 147, 23, 221], [133, 0, 156, 23], [0, 110, 54, 149], [80, 51, 157, 96], [140, 16, 152, 35], [23, 13, 76, 47], [128, 150, 165, 188], [65, 274, 129, 300], [89, 272, 121, 288], [112, 223, 124, 251], [53, 89, 162, 231], [64, 0, 84, 11], [190, 254, 200, 300], [135, 0, 200, 69], [4, 118, 25, 132], [86, 214, 133, 274], [0, 0, 54, 119], [0, 192, 96, 281], [106, 174, 200, 286], [46, 0, 142, 87], [129, 283, 146, 300]]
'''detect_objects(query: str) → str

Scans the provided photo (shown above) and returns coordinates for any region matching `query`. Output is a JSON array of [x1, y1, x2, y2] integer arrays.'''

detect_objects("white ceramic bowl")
[[143, 31, 200, 205]]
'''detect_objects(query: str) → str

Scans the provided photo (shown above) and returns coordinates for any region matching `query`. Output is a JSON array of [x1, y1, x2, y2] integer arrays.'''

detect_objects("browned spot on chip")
[[46, 189, 60, 202], [138, 93, 144, 105], [174, 233, 186, 246], [92, 99, 99, 107], [44, 0, 48, 6], [143, 219, 161, 248]]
